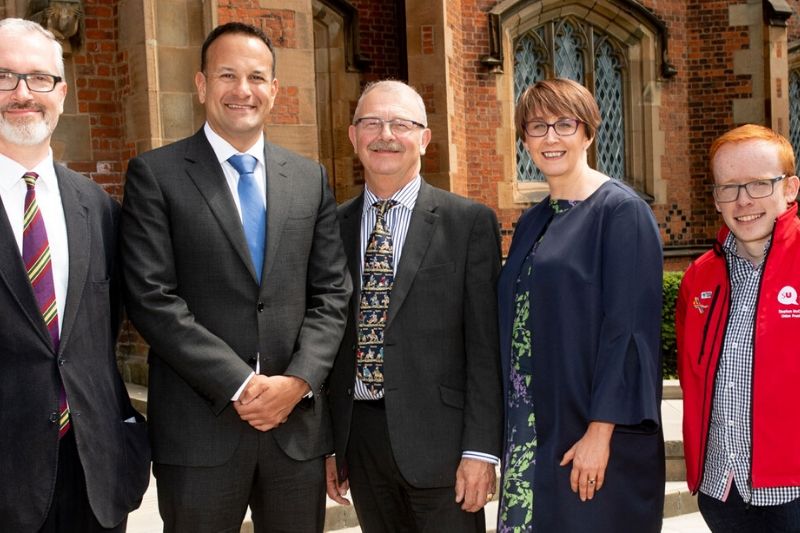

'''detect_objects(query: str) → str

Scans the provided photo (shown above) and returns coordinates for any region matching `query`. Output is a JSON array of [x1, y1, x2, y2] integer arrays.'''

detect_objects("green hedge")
[[661, 271, 684, 379]]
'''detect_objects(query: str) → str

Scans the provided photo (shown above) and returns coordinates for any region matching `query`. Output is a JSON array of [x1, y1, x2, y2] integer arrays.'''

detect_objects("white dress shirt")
[[0, 151, 69, 335]]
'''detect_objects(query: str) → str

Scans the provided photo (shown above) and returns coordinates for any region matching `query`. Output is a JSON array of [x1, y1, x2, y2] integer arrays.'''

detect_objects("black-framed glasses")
[[353, 117, 426, 136], [0, 70, 63, 93], [524, 118, 582, 138], [713, 175, 785, 203]]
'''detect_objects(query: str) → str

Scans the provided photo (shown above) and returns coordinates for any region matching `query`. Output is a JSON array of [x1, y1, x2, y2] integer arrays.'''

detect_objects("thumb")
[[560, 445, 576, 466]]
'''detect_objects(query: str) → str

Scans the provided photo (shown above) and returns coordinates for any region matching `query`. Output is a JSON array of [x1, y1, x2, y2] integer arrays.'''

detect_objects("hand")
[[559, 421, 614, 502], [233, 375, 310, 431], [454, 458, 496, 512], [325, 456, 351, 505]]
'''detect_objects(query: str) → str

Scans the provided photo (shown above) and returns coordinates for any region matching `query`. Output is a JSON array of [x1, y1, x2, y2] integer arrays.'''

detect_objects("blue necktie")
[[228, 154, 266, 282]]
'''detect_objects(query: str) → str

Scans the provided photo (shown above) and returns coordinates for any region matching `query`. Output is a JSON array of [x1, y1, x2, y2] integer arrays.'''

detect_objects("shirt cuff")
[[231, 372, 255, 401], [462, 451, 500, 465]]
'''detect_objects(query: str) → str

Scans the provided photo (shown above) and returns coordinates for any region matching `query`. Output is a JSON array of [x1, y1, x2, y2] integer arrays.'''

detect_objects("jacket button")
[[257, 302, 265, 312], [49, 412, 58, 423], [57, 357, 65, 366], [248, 356, 257, 365], [346, 388, 353, 397]]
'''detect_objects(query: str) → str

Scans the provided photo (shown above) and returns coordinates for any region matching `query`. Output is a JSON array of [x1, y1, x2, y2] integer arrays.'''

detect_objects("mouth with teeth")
[[225, 103, 255, 111], [541, 151, 566, 159], [735, 213, 764, 223]]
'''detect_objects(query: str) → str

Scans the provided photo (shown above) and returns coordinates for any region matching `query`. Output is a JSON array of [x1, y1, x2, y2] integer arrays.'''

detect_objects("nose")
[[735, 186, 754, 206], [11, 77, 33, 99], [378, 121, 396, 140], [543, 124, 559, 141], [231, 76, 252, 96]]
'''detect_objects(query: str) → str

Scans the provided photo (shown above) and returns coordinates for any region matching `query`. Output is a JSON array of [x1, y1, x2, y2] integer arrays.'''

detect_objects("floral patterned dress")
[[498, 199, 578, 533]]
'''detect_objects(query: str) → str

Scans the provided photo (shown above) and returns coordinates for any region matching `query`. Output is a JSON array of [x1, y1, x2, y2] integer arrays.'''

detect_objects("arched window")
[[513, 20, 627, 183], [487, 0, 674, 205], [789, 68, 800, 173]]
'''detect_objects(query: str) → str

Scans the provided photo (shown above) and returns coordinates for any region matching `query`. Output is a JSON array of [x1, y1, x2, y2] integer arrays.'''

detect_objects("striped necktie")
[[22, 172, 70, 438]]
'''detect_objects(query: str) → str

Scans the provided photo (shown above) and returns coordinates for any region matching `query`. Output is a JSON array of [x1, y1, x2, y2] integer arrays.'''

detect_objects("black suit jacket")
[[328, 180, 503, 488], [121, 129, 351, 466], [0, 164, 150, 531]]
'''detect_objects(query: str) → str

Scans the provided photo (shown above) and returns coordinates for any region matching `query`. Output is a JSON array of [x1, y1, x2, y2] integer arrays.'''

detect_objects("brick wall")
[[62, 0, 131, 201], [351, 0, 406, 84]]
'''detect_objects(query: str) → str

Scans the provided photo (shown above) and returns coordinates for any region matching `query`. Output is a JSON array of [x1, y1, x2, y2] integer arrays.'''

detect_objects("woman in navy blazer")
[[496, 78, 665, 532]]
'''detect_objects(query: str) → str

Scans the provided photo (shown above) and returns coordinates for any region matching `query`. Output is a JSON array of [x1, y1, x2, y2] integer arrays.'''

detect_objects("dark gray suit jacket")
[[328, 180, 503, 488], [0, 164, 150, 531], [121, 129, 351, 466]]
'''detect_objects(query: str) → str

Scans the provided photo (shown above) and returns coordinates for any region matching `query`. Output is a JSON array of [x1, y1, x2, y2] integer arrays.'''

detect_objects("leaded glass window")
[[513, 18, 628, 184], [790, 69, 800, 174]]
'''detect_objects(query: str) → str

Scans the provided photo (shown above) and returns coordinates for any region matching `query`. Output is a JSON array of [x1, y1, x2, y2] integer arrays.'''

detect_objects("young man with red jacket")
[[677, 124, 800, 532]]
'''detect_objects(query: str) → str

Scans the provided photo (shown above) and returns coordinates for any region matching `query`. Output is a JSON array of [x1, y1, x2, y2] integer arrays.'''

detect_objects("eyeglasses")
[[712, 175, 785, 203], [524, 118, 582, 138], [0, 70, 62, 93], [353, 117, 426, 136]]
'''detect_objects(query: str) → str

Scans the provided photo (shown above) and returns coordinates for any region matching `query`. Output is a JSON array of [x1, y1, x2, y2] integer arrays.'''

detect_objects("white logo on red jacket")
[[778, 286, 798, 306]]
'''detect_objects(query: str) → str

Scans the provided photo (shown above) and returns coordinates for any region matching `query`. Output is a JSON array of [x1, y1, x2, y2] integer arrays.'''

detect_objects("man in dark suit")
[[0, 18, 149, 532], [120, 22, 351, 532], [325, 80, 503, 532]]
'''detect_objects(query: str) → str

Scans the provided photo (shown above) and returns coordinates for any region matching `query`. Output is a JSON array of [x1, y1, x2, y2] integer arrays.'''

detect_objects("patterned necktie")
[[357, 200, 397, 398], [22, 172, 70, 438], [228, 154, 266, 282]]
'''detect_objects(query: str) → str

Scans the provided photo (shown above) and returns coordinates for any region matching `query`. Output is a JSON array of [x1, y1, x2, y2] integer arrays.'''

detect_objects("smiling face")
[[522, 110, 593, 182], [195, 32, 278, 152], [0, 27, 66, 155], [348, 84, 431, 196], [712, 139, 800, 263]]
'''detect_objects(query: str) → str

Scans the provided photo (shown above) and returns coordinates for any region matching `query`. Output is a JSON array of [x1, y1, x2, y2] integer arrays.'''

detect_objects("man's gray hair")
[[354, 80, 428, 125], [0, 18, 65, 78]]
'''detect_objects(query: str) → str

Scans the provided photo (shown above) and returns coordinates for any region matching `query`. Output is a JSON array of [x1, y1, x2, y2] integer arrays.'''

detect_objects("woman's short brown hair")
[[515, 78, 602, 140]]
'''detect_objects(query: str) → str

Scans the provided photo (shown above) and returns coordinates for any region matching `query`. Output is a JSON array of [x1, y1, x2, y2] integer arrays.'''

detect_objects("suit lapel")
[[0, 192, 53, 348], [340, 195, 364, 317], [184, 131, 257, 282], [57, 166, 90, 352], [261, 142, 291, 288], [387, 180, 438, 327]]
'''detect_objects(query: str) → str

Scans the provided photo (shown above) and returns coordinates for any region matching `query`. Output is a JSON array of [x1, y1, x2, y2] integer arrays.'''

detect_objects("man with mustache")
[[0, 18, 149, 532], [326, 80, 503, 532], [677, 125, 800, 532]]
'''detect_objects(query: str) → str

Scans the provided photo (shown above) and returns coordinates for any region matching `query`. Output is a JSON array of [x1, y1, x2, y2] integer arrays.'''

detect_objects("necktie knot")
[[23, 171, 39, 190], [228, 154, 258, 176], [373, 199, 397, 221]]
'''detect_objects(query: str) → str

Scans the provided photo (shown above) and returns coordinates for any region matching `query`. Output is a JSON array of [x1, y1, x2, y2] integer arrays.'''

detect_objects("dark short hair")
[[200, 22, 276, 79], [515, 78, 601, 140]]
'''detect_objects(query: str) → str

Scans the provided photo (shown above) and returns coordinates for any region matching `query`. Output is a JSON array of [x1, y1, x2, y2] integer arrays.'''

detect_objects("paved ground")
[[128, 389, 712, 532]]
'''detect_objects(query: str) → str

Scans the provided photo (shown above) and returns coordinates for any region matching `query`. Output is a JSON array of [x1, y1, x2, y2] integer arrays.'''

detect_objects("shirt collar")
[[363, 175, 421, 214], [722, 232, 770, 270], [0, 149, 59, 195], [203, 122, 265, 168]]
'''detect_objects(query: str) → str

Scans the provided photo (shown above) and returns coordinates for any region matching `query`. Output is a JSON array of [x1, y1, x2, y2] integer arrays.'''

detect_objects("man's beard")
[[0, 102, 54, 146]]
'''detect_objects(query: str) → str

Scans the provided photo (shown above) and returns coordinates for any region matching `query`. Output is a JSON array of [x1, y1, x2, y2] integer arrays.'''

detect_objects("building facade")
[[2, 0, 798, 383]]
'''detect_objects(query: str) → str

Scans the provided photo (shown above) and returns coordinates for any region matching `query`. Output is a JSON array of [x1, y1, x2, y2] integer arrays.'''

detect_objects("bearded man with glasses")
[[678, 124, 800, 532], [0, 18, 149, 532]]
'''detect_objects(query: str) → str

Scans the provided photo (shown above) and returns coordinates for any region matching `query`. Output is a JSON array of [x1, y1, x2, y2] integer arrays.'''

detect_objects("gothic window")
[[789, 69, 800, 173], [513, 19, 627, 184]]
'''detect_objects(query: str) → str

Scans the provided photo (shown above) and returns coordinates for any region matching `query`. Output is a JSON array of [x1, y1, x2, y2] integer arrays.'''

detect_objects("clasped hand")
[[233, 374, 309, 431]]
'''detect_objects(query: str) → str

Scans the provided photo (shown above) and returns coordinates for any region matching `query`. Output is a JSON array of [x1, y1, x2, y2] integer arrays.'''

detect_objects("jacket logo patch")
[[778, 286, 798, 306], [700, 291, 713, 299], [693, 296, 709, 314]]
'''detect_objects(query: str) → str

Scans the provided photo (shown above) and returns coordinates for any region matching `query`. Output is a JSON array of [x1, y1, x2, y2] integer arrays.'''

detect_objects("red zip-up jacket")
[[677, 203, 800, 492]]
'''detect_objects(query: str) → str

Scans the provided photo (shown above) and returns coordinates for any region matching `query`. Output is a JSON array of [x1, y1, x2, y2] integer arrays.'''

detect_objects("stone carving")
[[27, 0, 84, 52]]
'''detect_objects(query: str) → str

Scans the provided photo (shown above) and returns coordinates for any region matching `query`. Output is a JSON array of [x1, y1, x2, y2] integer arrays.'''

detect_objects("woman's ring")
[[588, 479, 596, 485]]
